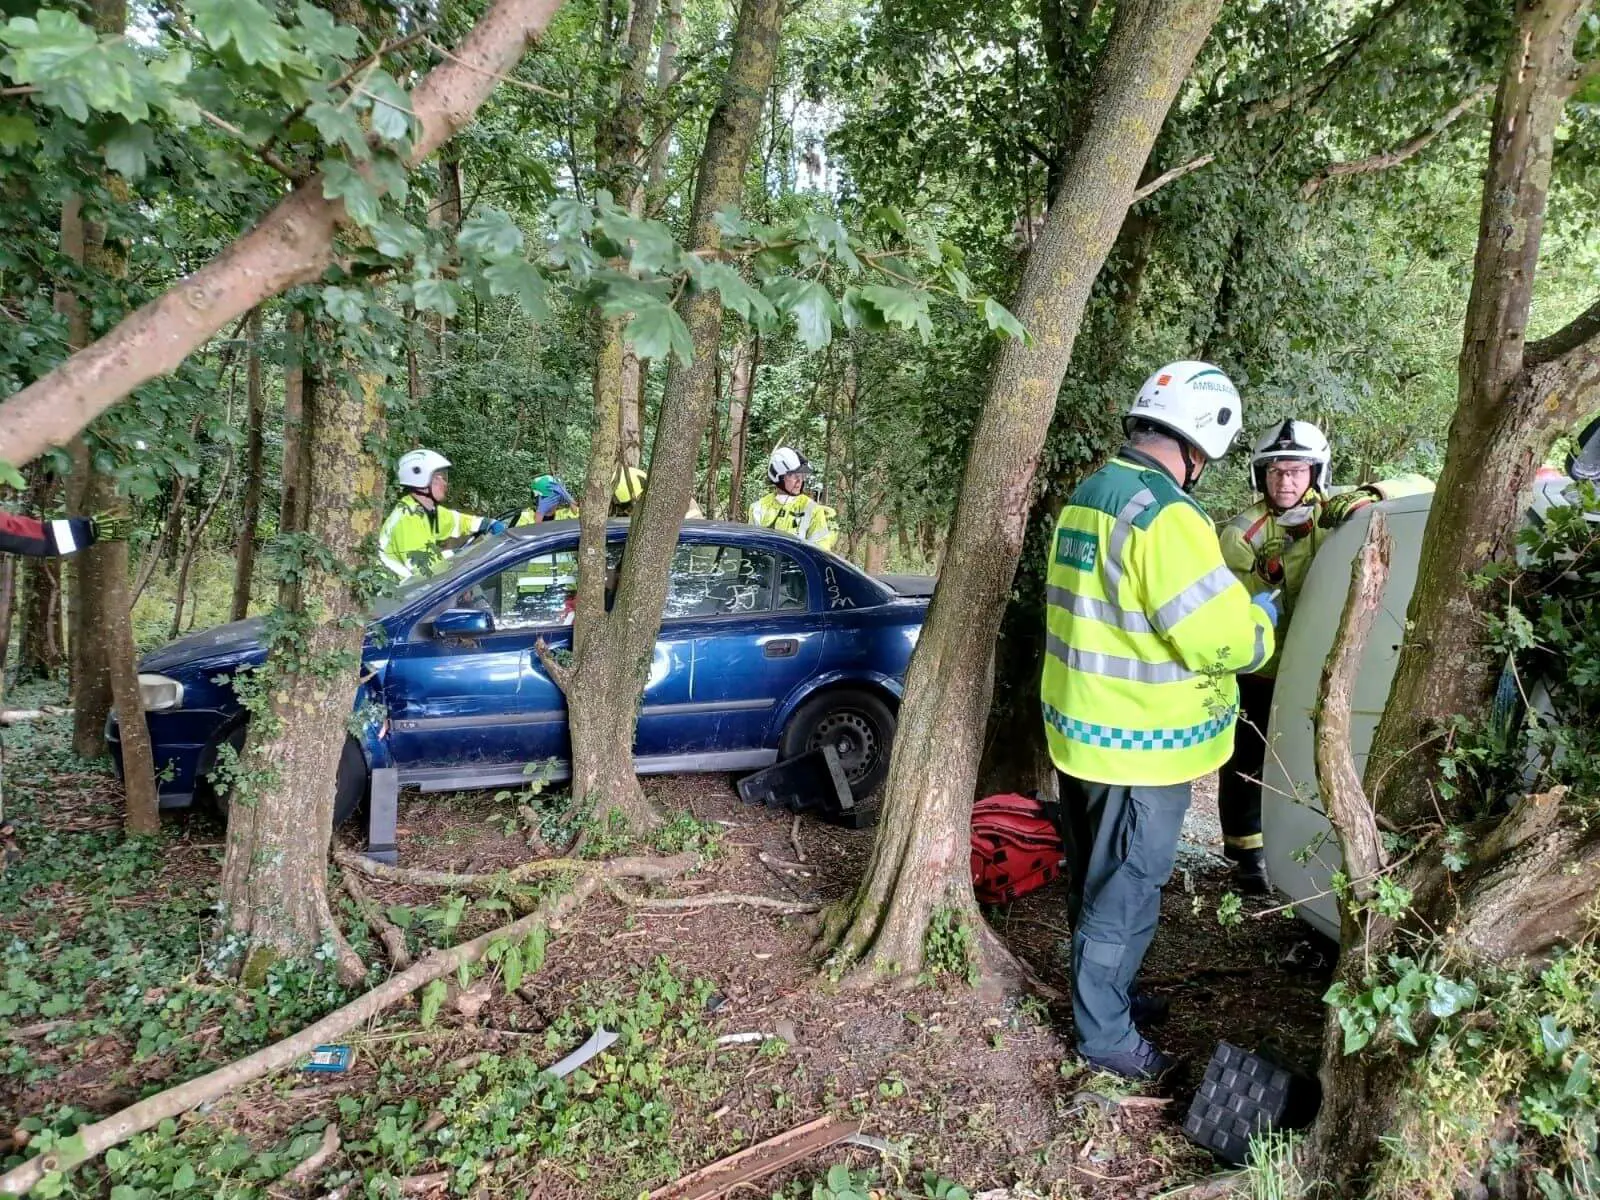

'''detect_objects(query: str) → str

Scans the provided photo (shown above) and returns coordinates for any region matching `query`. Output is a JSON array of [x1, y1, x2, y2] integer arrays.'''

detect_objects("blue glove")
[[1252, 589, 1280, 628], [487, 519, 508, 536], [536, 495, 560, 520]]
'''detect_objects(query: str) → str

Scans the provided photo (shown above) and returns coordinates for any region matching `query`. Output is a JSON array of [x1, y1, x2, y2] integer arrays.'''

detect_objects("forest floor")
[[0, 693, 1333, 1200]]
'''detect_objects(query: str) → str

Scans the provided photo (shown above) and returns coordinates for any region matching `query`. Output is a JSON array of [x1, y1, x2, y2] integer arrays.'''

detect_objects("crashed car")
[[1262, 439, 1598, 940], [109, 520, 930, 823]]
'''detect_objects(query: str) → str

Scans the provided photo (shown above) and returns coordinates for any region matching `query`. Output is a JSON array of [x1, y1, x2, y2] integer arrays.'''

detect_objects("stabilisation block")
[[1181, 1041, 1320, 1164]]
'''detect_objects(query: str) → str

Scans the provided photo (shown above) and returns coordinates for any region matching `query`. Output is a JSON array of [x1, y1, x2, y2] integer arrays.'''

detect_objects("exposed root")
[[339, 870, 411, 970], [331, 846, 693, 890], [605, 880, 821, 915], [279, 1122, 340, 1188]]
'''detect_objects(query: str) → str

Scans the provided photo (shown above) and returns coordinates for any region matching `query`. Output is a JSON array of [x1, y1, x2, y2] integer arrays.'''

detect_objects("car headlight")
[[138, 674, 184, 712]]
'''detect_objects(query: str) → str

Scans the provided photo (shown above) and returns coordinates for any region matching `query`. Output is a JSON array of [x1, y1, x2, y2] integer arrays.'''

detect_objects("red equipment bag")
[[970, 792, 1066, 904]]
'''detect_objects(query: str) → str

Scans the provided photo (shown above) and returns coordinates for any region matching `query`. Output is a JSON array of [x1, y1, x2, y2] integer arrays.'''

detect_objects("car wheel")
[[207, 723, 369, 829], [779, 688, 897, 801]]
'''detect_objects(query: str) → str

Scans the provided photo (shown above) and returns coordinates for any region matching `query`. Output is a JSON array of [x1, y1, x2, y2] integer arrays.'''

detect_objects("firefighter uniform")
[[749, 491, 838, 551], [1216, 473, 1435, 866], [377, 493, 488, 580], [1043, 445, 1275, 1061]]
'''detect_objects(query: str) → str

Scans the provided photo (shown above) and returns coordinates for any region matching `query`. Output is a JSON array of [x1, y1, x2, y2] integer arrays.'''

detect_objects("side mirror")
[[434, 608, 493, 638]]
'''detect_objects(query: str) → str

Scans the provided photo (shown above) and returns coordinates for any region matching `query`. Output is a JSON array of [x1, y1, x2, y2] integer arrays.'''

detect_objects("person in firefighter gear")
[[377, 449, 505, 580], [612, 464, 703, 519], [1041, 361, 1279, 1081], [0, 509, 128, 558], [1217, 420, 1434, 893], [749, 447, 837, 550], [514, 475, 580, 526]]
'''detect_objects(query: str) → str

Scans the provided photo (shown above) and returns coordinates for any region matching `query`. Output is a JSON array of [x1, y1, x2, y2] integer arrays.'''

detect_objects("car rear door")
[[662, 539, 822, 755]]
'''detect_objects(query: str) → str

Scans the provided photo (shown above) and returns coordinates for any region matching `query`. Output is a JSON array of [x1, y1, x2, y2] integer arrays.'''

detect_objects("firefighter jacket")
[[1219, 473, 1434, 677], [1041, 447, 1276, 786], [749, 491, 838, 551], [377, 494, 486, 580]]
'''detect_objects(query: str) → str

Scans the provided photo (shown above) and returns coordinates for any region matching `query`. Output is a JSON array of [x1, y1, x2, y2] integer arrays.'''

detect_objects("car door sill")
[[398, 749, 779, 794]]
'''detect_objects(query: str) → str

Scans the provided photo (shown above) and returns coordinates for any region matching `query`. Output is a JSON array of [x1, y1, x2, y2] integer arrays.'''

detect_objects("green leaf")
[[599, 211, 681, 274], [868, 204, 908, 235], [419, 978, 446, 1027], [371, 217, 424, 260], [172, 1163, 196, 1190], [1428, 976, 1477, 1019], [305, 99, 367, 156], [694, 262, 776, 326], [1565, 1051, 1592, 1099], [860, 284, 931, 341], [625, 301, 694, 364], [942, 263, 974, 301], [1540, 1015, 1573, 1059], [827, 1165, 852, 1193], [293, 0, 361, 60], [412, 275, 458, 319], [321, 159, 381, 228], [840, 286, 886, 332], [802, 212, 860, 273], [0, 10, 156, 123], [320, 285, 366, 325], [503, 945, 524, 993], [384, 904, 414, 929], [763, 277, 838, 350], [523, 926, 547, 974], [102, 123, 156, 180], [147, 47, 192, 86], [0, 460, 23, 491], [459, 208, 525, 259], [548, 196, 595, 238], [713, 205, 754, 239], [364, 70, 412, 145], [1390, 1008, 1416, 1046], [981, 296, 1030, 343], [483, 256, 548, 319], [189, 0, 294, 68], [0, 113, 37, 152]]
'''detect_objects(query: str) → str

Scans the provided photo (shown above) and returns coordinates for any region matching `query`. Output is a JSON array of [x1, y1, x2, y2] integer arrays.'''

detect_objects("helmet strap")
[[1180, 444, 1205, 492]]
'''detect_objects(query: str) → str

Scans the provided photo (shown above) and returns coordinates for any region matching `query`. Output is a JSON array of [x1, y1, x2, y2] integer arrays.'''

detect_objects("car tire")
[[207, 723, 369, 829], [779, 687, 897, 802]]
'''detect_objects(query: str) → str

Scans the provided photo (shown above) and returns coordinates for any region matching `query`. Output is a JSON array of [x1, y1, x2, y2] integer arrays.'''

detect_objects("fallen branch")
[[0, 854, 691, 1196], [340, 870, 411, 970], [281, 1123, 340, 1188], [332, 846, 619, 890], [788, 813, 806, 864], [1301, 82, 1493, 198], [0, 707, 68, 726], [1314, 509, 1392, 905], [648, 1114, 860, 1200], [606, 881, 821, 915], [1131, 152, 1216, 202]]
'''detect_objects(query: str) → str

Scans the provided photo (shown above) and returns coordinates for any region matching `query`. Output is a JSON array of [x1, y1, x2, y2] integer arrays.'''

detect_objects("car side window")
[[777, 554, 808, 611], [665, 543, 777, 618], [489, 549, 580, 630]]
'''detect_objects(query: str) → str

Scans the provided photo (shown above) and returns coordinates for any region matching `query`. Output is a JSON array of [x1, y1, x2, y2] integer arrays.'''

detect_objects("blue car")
[[110, 520, 930, 824]]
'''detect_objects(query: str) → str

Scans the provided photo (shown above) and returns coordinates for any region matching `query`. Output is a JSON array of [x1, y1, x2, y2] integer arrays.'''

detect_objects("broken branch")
[[339, 869, 411, 970], [606, 880, 821, 915], [1131, 153, 1216, 202], [0, 854, 690, 1196], [1301, 82, 1493, 198], [330, 846, 686, 890], [1315, 509, 1392, 902]]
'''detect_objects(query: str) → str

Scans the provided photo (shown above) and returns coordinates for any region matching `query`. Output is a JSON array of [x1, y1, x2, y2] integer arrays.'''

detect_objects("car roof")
[[504, 518, 768, 539]]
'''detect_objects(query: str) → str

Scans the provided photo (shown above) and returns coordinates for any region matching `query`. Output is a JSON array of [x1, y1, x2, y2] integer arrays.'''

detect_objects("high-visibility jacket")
[[377, 494, 486, 580], [1041, 447, 1276, 787], [513, 505, 579, 528], [750, 491, 837, 551], [1219, 474, 1434, 677]]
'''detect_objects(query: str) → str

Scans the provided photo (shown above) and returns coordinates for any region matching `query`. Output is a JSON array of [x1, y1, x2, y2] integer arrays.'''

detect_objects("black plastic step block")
[[1181, 1041, 1319, 1165]]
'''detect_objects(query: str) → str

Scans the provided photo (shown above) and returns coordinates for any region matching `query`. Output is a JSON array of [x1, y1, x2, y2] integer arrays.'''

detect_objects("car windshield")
[[370, 535, 507, 618]]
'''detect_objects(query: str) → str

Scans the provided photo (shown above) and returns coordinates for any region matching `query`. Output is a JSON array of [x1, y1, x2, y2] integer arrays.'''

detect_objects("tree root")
[[339, 870, 411, 970], [332, 847, 612, 890], [0, 853, 693, 1197], [280, 1123, 340, 1188], [605, 880, 820, 915]]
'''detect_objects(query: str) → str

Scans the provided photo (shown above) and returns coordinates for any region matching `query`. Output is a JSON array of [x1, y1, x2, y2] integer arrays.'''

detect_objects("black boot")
[[1231, 849, 1270, 896]]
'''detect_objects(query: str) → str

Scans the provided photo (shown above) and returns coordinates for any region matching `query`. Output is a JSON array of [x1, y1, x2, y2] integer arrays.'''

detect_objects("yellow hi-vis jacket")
[[377, 494, 486, 580], [750, 491, 838, 551], [1041, 447, 1276, 786], [1218, 473, 1434, 678]]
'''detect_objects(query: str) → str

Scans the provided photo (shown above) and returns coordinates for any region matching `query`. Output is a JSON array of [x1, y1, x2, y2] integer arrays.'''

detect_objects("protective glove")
[[1252, 536, 1287, 586], [536, 495, 561, 520], [486, 519, 508, 536], [89, 511, 132, 543], [1251, 589, 1281, 629], [1319, 486, 1381, 528]]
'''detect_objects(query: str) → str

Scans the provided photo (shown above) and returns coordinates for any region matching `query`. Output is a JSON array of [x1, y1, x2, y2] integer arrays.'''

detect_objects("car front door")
[[653, 540, 822, 759]]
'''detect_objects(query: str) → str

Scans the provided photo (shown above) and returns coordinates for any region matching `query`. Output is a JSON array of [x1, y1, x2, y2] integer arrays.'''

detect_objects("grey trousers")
[[1058, 773, 1192, 1057]]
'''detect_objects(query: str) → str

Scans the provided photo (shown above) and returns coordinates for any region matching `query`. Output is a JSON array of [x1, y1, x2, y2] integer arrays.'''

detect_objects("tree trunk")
[[0, 559, 16, 676], [703, 353, 723, 519], [863, 511, 889, 575], [726, 336, 756, 519], [820, 0, 1223, 983], [646, 0, 684, 196], [231, 310, 266, 622], [620, 347, 644, 467], [216, 324, 381, 986], [555, 0, 785, 831], [280, 308, 310, 537], [1365, 0, 1597, 830]]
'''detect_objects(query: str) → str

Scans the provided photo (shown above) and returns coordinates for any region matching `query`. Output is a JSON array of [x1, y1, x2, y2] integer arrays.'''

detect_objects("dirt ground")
[[2, 750, 1334, 1198]]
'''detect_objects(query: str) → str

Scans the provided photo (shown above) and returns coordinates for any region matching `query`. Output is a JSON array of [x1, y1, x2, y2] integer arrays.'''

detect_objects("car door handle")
[[764, 638, 799, 659]]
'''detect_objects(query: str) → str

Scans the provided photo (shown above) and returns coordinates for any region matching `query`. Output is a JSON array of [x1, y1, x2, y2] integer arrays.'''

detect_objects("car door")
[[660, 539, 822, 757], [383, 545, 579, 787]]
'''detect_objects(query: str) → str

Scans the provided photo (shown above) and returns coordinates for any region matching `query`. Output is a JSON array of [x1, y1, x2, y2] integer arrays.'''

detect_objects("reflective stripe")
[[1225, 833, 1265, 850], [1042, 700, 1235, 751], [1046, 632, 1195, 684], [1242, 624, 1269, 673], [1153, 564, 1237, 634], [1103, 489, 1156, 607], [797, 499, 816, 540], [377, 506, 413, 579], [1044, 584, 1153, 633]]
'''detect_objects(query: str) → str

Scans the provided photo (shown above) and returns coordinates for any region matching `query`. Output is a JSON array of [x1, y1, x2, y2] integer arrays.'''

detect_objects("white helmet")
[[1251, 419, 1332, 494], [1125, 361, 1242, 461], [397, 448, 451, 490], [768, 446, 811, 484]]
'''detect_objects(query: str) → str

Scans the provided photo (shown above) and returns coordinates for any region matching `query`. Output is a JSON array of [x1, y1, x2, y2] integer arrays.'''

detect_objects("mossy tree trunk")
[[231, 309, 266, 622], [551, 0, 785, 829], [820, 0, 1224, 984], [215, 322, 382, 986]]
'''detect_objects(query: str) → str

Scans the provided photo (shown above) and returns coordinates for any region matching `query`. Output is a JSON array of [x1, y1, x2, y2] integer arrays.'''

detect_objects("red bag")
[[970, 793, 1066, 904]]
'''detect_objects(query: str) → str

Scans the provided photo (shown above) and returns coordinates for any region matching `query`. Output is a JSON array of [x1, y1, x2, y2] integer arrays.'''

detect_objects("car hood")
[[140, 618, 268, 673]]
